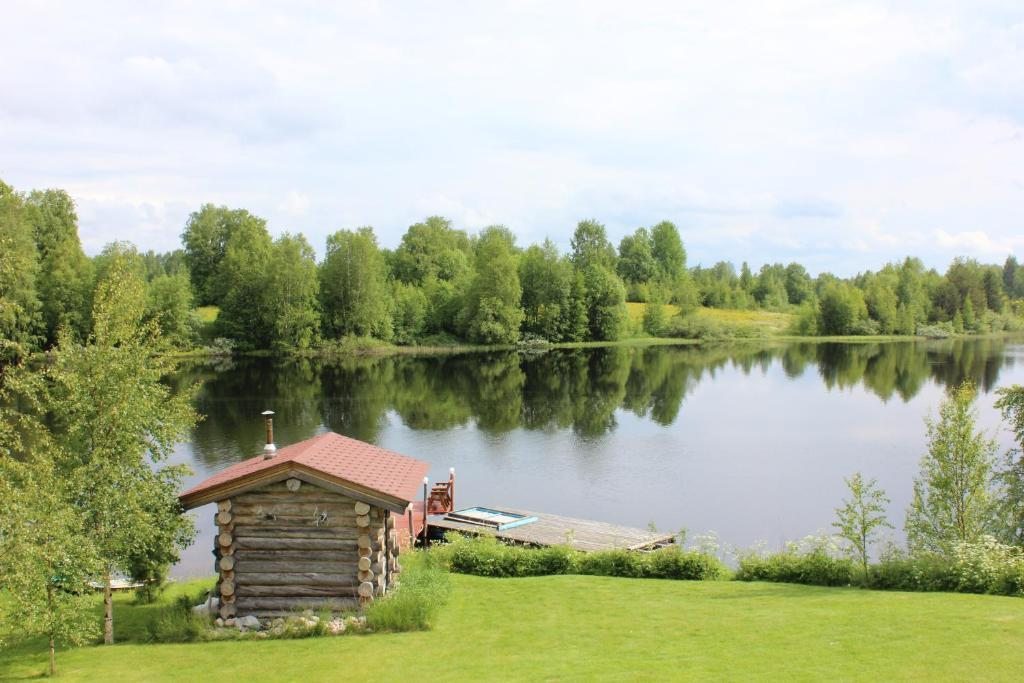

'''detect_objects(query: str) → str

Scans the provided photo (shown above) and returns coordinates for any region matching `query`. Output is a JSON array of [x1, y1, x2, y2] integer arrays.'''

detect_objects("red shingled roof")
[[179, 432, 429, 510]]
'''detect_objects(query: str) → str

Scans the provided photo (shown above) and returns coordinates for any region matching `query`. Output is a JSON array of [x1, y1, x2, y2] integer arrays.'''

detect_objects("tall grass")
[[365, 554, 452, 631]]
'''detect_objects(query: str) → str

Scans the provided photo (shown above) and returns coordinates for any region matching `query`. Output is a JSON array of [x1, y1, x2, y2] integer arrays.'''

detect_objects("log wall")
[[214, 478, 401, 620]]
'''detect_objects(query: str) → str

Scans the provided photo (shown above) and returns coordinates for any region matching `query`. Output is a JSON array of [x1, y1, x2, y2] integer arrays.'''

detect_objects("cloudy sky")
[[1, 1, 1022, 275]]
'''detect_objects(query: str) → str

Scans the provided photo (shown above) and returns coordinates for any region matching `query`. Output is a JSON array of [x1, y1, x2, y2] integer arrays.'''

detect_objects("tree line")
[[3, 179, 1024, 357]]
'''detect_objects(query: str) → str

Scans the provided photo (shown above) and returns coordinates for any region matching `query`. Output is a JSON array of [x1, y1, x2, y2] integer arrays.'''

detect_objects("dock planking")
[[428, 506, 676, 552]]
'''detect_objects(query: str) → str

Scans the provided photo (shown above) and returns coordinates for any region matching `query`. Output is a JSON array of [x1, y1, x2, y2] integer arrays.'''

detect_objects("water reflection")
[[176, 337, 1019, 470]]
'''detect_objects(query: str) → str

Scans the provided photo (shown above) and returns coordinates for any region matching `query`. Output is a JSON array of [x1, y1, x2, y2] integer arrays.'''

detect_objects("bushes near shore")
[[432, 534, 727, 580]]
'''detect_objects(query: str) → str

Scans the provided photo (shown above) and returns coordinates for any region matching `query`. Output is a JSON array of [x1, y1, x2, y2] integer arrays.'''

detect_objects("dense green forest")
[[2, 179, 1023, 357]]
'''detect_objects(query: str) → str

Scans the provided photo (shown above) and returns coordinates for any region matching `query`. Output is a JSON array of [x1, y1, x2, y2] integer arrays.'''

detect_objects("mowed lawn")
[[3, 575, 1024, 681]]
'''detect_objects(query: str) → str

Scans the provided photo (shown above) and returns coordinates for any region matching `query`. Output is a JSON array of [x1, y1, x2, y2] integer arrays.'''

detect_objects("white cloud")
[[0, 0, 1022, 274]]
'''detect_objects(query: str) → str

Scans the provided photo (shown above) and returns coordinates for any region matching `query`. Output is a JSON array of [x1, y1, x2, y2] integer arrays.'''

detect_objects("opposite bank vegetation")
[[3, 179, 1024, 364]]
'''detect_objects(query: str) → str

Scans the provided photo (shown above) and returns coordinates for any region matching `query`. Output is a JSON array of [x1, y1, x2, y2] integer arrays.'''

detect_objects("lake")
[[170, 337, 1024, 576]]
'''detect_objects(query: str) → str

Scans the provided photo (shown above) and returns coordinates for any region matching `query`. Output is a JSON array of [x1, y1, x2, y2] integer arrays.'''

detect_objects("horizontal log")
[[234, 549, 357, 563], [237, 585, 359, 598], [234, 597, 357, 611], [386, 515, 395, 531], [217, 510, 233, 525], [235, 572, 358, 587], [358, 569, 373, 583], [356, 514, 370, 527], [358, 582, 374, 598], [229, 513, 358, 528], [219, 556, 235, 571], [217, 499, 232, 513], [234, 536, 358, 552], [220, 580, 235, 597], [233, 525, 362, 539], [236, 560, 359, 573], [357, 535, 371, 549], [239, 488, 355, 504], [232, 502, 360, 518], [285, 478, 302, 491], [358, 557, 371, 572], [358, 547, 371, 558], [218, 532, 233, 547], [354, 501, 370, 515], [219, 603, 236, 618]]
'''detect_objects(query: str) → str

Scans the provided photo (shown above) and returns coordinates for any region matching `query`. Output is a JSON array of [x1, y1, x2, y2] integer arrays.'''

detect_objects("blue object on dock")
[[444, 507, 539, 531]]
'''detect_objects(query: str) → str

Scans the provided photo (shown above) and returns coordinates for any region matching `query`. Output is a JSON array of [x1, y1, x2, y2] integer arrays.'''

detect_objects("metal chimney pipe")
[[262, 410, 276, 458]]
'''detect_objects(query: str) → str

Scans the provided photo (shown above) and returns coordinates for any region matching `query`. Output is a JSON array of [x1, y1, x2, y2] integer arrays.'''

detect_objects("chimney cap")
[[262, 410, 275, 416]]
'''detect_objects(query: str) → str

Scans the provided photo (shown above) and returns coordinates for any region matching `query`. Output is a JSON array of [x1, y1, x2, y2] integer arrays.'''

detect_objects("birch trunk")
[[103, 568, 114, 645]]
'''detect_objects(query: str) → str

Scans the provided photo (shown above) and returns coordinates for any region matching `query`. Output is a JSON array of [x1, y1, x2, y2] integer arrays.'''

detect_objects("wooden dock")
[[427, 506, 675, 552]]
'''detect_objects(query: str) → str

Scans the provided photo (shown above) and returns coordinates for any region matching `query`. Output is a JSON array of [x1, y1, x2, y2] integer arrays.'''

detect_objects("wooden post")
[[449, 467, 455, 512], [422, 476, 429, 548]]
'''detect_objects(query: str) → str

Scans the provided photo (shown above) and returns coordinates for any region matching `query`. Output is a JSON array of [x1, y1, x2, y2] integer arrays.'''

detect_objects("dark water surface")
[[170, 338, 1024, 577]]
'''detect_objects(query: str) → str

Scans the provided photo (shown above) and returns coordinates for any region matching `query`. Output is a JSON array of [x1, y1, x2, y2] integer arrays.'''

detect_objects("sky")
[[1, 0, 1022, 276]]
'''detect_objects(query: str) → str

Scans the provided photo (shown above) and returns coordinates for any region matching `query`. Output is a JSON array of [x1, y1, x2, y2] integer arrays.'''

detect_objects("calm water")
[[170, 338, 1024, 577]]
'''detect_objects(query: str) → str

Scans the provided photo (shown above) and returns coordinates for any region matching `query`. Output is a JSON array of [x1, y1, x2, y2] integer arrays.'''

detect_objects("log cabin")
[[179, 416, 430, 621]]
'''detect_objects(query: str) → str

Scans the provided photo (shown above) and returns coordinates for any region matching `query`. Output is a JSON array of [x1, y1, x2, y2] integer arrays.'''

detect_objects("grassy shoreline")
[[166, 330, 1024, 362]]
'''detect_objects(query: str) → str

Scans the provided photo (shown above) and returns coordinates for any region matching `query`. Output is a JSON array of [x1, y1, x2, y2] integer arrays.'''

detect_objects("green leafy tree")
[[0, 370, 99, 675], [783, 263, 813, 305], [91, 244, 149, 346], [145, 272, 194, 346], [906, 381, 997, 554], [44, 264, 198, 644], [265, 233, 321, 350], [216, 218, 274, 348], [459, 227, 523, 344], [320, 227, 392, 339], [617, 227, 657, 289], [982, 267, 1006, 312], [994, 386, 1024, 545], [25, 189, 93, 344], [392, 216, 472, 285], [739, 262, 754, 294], [833, 472, 892, 581], [0, 180, 42, 357], [181, 205, 268, 305], [582, 266, 627, 341], [570, 219, 617, 271], [818, 282, 867, 335], [642, 292, 667, 337], [562, 269, 589, 342], [520, 240, 574, 341], [391, 281, 428, 344], [650, 221, 686, 282], [0, 454, 99, 675], [962, 297, 976, 332], [392, 217, 472, 335]]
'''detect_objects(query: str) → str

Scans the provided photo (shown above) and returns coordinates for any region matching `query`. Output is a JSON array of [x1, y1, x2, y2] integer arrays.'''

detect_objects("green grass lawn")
[[3, 575, 1023, 681]]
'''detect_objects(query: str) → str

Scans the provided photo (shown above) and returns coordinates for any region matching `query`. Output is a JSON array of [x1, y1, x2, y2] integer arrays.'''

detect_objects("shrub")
[[867, 550, 958, 592], [145, 589, 215, 643], [365, 559, 451, 631], [433, 534, 726, 581], [735, 536, 855, 587], [916, 322, 954, 339]]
